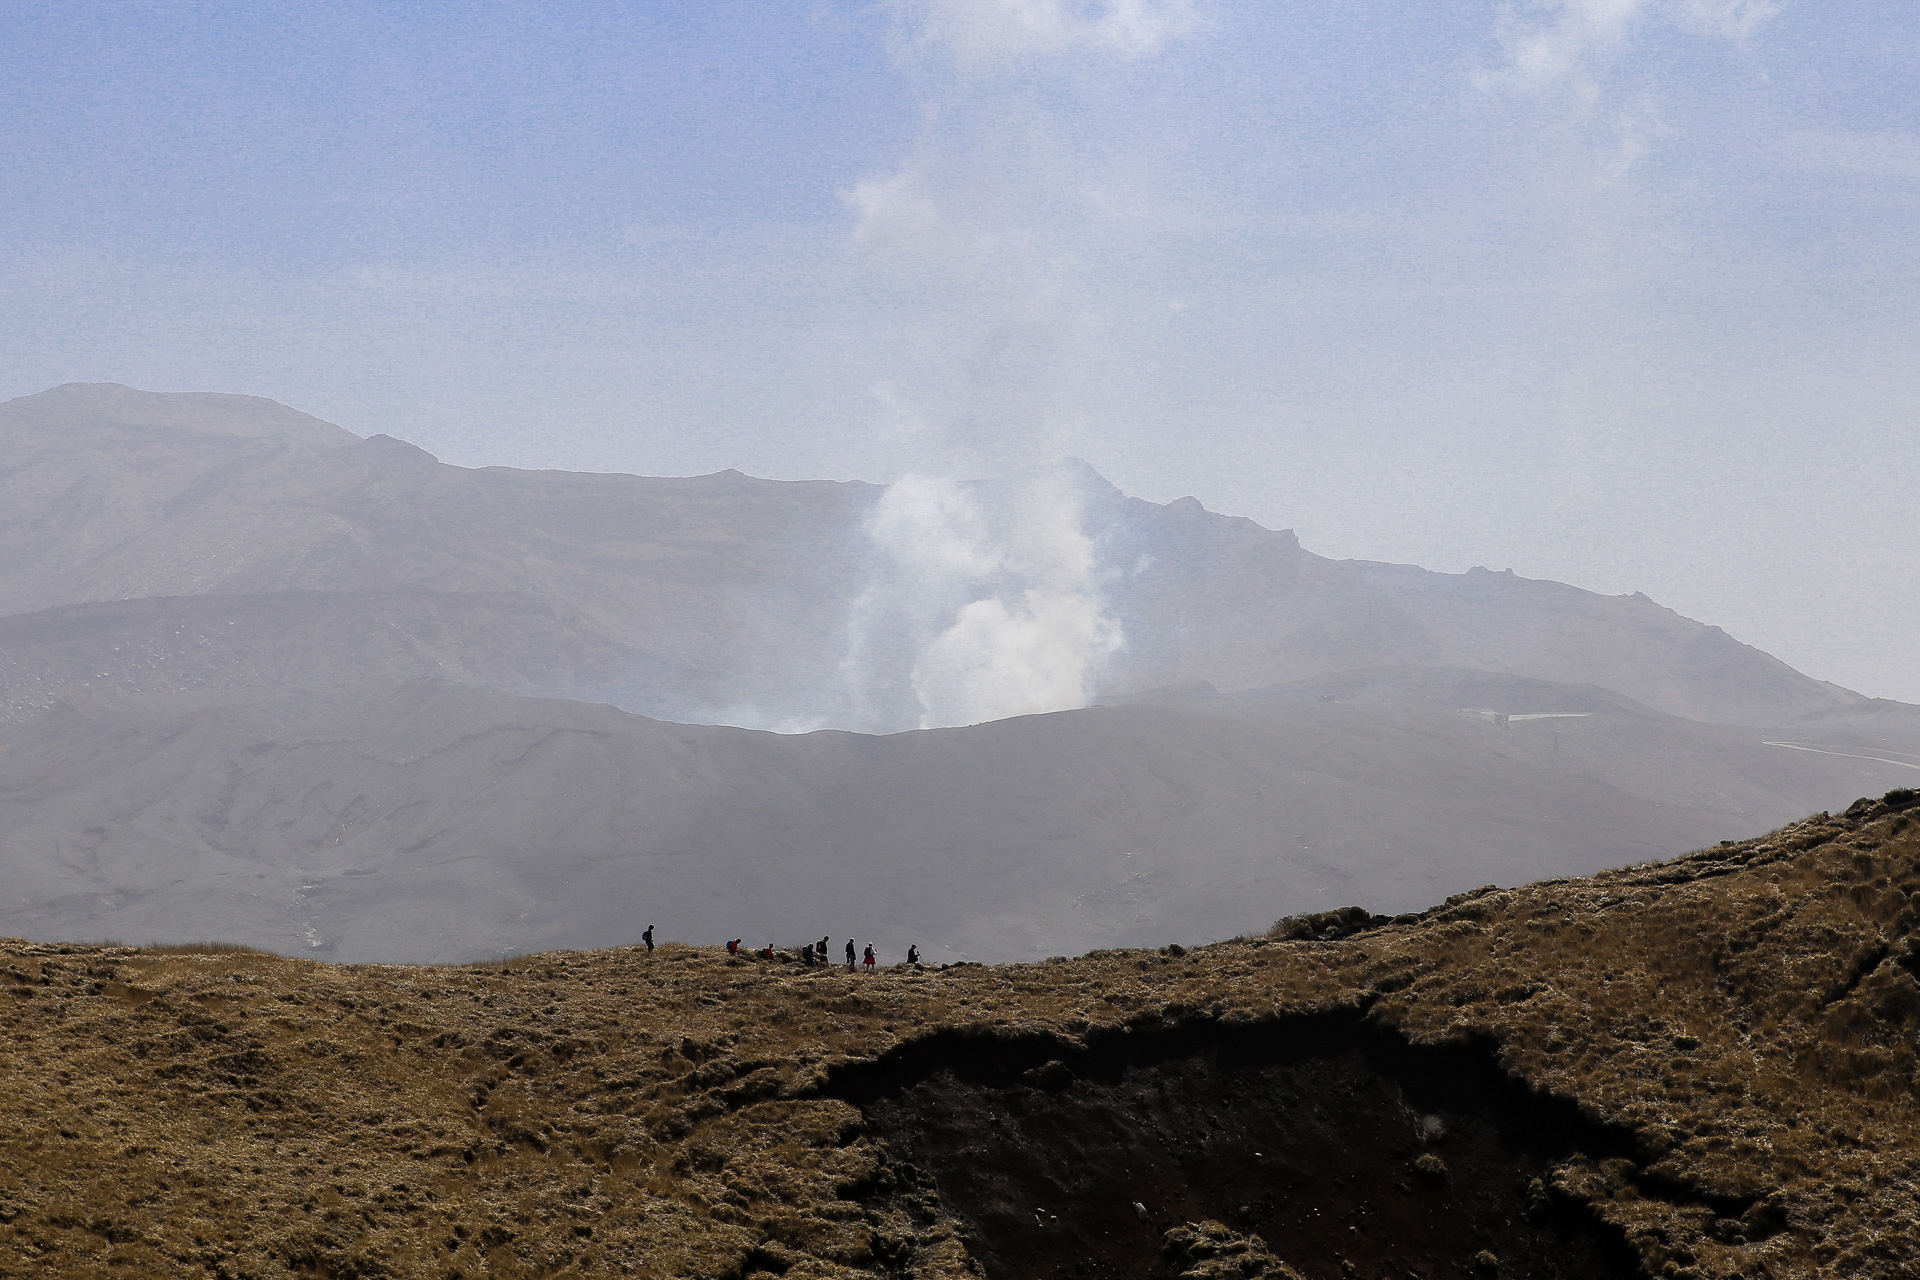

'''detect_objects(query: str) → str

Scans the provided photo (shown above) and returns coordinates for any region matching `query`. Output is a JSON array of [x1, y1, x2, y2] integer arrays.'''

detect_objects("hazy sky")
[[4, 1, 1916, 701]]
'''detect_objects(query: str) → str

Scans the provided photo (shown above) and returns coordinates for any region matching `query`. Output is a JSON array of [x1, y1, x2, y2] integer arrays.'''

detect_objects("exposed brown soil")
[[0, 789, 1916, 1279]]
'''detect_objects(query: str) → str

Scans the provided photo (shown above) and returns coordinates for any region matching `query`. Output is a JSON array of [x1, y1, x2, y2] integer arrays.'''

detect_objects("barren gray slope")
[[0, 384, 879, 724], [1087, 484, 1858, 725], [0, 590, 645, 724], [1, 383, 1865, 729], [1, 679, 1907, 965], [1767, 698, 1920, 754]]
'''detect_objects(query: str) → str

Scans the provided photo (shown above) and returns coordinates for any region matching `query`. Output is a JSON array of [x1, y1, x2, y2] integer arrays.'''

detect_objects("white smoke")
[[831, 158, 1130, 731], [822, 0, 1200, 732], [857, 470, 1121, 729]]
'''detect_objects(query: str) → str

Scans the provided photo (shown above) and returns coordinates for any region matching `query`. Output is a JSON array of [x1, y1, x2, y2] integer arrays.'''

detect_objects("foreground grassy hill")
[[3, 790, 1917, 1279]]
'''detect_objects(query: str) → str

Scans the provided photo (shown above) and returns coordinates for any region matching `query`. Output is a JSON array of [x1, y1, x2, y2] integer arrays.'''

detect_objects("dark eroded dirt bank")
[[838, 1012, 1642, 1279]]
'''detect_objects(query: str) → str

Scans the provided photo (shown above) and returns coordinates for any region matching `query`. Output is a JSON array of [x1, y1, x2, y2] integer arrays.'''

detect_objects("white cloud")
[[1476, 0, 1639, 102], [890, 0, 1198, 66], [843, 167, 990, 261], [1599, 98, 1669, 183], [1673, 0, 1779, 40], [1477, 0, 1779, 102]]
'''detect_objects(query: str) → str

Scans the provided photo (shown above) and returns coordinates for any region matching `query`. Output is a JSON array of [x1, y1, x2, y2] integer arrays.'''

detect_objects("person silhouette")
[[906, 945, 920, 965], [642, 925, 654, 953], [862, 944, 875, 972], [845, 939, 856, 970]]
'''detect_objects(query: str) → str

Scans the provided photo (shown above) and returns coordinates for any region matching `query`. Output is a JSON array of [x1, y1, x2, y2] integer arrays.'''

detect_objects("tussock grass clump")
[[1267, 903, 1384, 941], [1163, 1219, 1305, 1279]]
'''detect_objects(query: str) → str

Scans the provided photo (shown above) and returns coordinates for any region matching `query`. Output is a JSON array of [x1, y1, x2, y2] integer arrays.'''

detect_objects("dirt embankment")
[[838, 1012, 1640, 1279], [1, 789, 1916, 1279]]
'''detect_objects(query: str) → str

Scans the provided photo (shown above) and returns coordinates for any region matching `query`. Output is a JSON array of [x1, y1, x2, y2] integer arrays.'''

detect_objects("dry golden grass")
[[137, 941, 280, 956], [0, 790, 1915, 1278]]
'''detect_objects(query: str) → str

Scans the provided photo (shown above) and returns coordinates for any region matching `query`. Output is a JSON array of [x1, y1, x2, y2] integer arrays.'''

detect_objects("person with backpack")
[[906, 945, 920, 965], [862, 944, 876, 972], [642, 925, 654, 953], [726, 938, 739, 956]]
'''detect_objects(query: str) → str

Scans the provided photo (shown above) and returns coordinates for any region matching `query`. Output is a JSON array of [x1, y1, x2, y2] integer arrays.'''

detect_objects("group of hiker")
[[720, 935, 921, 969], [641, 923, 922, 969]]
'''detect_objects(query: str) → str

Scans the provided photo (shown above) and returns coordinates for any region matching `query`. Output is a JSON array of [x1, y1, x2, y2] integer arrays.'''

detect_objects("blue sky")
[[3, 1, 1917, 700]]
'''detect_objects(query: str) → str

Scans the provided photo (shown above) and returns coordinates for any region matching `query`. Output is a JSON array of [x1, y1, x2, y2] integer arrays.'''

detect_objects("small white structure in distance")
[[1457, 709, 1593, 728]]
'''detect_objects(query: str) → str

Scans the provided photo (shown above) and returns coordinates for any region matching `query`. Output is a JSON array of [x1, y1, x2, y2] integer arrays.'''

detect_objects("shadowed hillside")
[[1, 792, 1915, 1279]]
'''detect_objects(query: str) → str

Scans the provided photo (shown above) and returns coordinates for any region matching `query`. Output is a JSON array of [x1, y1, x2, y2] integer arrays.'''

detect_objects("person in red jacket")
[[862, 944, 876, 972]]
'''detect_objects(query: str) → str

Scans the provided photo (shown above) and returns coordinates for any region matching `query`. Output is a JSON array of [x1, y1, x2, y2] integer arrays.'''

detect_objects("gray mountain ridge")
[[4, 677, 1913, 964], [2, 382, 1859, 729], [1, 382, 1913, 961]]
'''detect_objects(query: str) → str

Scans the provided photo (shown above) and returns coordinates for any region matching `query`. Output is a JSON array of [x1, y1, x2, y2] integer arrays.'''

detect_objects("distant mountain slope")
[[1, 678, 1907, 964], [0, 384, 878, 724], [0, 383, 1867, 729], [0, 589, 641, 724], [1087, 486, 1859, 725]]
